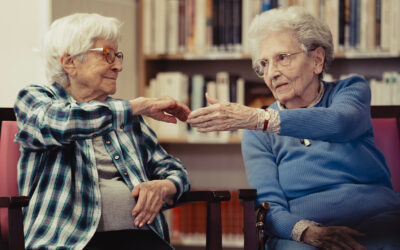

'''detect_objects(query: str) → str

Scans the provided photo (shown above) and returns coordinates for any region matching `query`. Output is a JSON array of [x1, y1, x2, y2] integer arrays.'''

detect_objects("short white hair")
[[248, 6, 333, 79], [43, 13, 122, 87]]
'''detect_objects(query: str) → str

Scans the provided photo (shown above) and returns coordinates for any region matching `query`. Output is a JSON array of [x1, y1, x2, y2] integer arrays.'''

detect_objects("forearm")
[[278, 77, 372, 142], [15, 85, 133, 149]]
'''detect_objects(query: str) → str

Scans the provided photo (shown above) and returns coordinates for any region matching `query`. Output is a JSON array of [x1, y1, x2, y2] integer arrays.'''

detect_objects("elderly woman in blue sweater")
[[188, 6, 400, 250]]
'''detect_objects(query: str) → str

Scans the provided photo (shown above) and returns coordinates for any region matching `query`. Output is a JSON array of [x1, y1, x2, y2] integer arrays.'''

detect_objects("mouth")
[[104, 76, 118, 80], [274, 82, 288, 91]]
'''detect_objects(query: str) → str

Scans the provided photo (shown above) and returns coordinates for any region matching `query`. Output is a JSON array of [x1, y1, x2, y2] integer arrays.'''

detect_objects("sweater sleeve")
[[242, 129, 304, 239], [14, 84, 133, 150], [278, 76, 372, 143]]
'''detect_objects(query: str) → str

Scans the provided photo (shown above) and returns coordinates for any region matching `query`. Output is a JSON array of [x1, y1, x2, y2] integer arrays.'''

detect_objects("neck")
[[65, 80, 106, 102], [284, 78, 321, 109]]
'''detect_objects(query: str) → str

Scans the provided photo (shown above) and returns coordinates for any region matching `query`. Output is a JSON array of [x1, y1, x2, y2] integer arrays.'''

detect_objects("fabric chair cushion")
[[372, 118, 400, 192], [0, 121, 20, 241]]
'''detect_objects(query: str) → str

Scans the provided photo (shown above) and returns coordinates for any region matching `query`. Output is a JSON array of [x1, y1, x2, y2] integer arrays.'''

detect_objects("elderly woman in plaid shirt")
[[14, 13, 190, 250]]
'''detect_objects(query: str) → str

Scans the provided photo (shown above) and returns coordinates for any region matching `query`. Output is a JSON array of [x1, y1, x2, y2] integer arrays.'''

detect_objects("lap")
[[354, 210, 400, 249], [267, 237, 318, 250], [84, 229, 172, 250], [267, 210, 400, 250]]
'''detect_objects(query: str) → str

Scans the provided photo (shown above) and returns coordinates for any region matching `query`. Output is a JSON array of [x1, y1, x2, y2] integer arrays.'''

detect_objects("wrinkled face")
[[72, 39, 123, 101], [260, 31, 322, 109]]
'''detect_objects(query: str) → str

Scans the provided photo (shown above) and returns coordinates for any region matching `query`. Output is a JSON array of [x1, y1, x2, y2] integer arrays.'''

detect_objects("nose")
[[265, 61, 280, 82], [112, 59, 123, 72]]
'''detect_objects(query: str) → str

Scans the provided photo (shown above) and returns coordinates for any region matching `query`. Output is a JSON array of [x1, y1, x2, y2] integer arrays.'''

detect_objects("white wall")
[[0, 0, 50, 107], [0, 0, 138, 108]]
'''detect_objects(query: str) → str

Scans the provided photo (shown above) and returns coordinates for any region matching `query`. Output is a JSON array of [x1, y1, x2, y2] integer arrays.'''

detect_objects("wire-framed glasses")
[[87, 47, 124, 64], [253, 51, 304, 78]]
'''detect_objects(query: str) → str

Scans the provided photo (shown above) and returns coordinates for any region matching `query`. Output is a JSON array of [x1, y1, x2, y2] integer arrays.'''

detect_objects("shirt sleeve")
[[14, 84, 133, 150], [242, 129, 305, 239], [137, 117, 190, 202], [278, 76, 372, 143]]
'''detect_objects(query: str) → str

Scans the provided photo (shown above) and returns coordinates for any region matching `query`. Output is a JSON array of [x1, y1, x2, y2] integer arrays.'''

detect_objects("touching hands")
[[131, 180, 177, 227], [130, 96, 191, 123], [187, 93, 259, 132], [302, 225, 366, 250]]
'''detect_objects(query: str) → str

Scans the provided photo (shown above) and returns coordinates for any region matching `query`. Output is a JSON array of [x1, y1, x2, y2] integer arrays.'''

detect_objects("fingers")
[[148, 97, 190, 123], [130, 182, 166, 228], [205, 92, 219, 105], [187, 105, 218, 121]]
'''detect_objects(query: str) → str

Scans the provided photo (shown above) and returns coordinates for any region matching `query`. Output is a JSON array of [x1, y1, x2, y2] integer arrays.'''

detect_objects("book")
[[167, 0, 180, 54], [154, 0, 167, 54]]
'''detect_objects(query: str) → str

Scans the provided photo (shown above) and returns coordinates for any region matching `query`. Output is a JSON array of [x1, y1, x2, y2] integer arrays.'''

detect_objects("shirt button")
[[114, 155, 120, 160], [105, 140, 111, 145], [123, 172, 128, 176], [120, 124, 124, 129]]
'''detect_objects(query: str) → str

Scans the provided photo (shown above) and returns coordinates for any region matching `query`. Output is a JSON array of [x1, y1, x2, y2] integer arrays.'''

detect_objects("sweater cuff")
[[291, 220, 321, 242]]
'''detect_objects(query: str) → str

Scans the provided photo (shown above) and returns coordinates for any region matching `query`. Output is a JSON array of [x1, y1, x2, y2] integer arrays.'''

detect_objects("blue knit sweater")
[[241, 76, 400, 240]]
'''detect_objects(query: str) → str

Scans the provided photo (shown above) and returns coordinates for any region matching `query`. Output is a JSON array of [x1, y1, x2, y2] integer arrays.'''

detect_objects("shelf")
[[144, 51, 400, 61], [158, 136, 242, 144], [145, 53, 251, 61]]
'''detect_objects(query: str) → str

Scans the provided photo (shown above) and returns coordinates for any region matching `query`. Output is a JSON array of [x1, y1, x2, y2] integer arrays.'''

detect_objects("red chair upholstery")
[[372, 118, 400, 192], [0, 121, 29, 250]]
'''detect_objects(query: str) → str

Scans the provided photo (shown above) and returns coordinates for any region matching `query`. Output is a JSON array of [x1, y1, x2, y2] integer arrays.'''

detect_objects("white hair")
[[43, 13, 122, 87], [248, 6, 333, 79]]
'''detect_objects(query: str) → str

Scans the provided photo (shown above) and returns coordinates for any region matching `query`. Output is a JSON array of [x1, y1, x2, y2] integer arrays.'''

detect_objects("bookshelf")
[[136, 0, 400, 248]]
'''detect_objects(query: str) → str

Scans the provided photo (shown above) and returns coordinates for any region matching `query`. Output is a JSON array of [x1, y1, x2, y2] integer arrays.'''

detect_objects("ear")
[[60, 54, 77, 76], [312, 47, 325, 75]]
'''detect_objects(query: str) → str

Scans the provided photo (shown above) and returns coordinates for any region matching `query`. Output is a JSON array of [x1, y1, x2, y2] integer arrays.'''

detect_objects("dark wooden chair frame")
[[0, 191, 230, 250]]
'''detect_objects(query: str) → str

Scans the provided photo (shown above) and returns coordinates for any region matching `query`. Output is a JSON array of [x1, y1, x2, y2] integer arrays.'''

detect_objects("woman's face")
[[69, 39, 123, 101], [260, 31, 323, 109]]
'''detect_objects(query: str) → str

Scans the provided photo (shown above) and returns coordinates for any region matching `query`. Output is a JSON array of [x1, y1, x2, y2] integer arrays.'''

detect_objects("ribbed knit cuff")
[[291, 220, 321, 242]]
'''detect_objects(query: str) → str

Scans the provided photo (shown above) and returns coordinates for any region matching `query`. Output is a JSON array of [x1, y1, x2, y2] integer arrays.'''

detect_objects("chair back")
[[0, 121, 20, 241], [372, 118, 400, 192]]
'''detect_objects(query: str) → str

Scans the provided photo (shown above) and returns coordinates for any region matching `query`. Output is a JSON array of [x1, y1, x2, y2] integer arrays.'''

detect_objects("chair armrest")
[[239, 188, 257, 201], [172, 190, 230, 250], [175, 190, 230, 205], [238, 189, 271, 250], [0, 196, 29, 208], [238, 189, 258, 250]]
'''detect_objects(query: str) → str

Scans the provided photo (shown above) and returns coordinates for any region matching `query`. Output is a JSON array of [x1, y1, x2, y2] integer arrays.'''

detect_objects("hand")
[[131, 180, 177, 227], [130, 96, 191, 123], [187, 93, 258, 132], [302, 225, 366, 250]]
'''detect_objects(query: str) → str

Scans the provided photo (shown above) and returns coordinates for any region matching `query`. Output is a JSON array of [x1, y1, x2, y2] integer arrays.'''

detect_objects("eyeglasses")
[[87, 47, 124, 64], [253, 51, 304, 78]]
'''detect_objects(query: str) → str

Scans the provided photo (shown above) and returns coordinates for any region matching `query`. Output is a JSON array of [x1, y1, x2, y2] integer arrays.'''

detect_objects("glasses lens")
[[253, 60, 266, 78], [116, 52, 124, 62], [253, 64, 264, 78], [103, 48, 115, 63]]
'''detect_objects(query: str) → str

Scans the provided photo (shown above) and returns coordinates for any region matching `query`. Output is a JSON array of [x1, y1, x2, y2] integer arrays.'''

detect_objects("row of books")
[[370, 72, 400, 106], [324, 72, 400, 105], [145, 71, 264, 142], [164, 190, 244, 247], [142, 0, 400, 56]]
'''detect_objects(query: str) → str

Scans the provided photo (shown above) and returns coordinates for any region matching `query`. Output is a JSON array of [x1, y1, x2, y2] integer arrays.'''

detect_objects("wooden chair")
[[239, 105, 400, 250], [0, 120, 230, 250]]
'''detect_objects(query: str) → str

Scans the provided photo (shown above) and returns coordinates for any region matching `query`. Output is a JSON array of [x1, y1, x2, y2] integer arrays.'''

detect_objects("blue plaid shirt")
[[14, 82, 190, 249]]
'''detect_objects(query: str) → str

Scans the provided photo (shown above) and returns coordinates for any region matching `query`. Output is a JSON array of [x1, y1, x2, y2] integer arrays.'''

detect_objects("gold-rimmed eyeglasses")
[[87, 47, 124, 64], [253, 51, 305, 78]]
